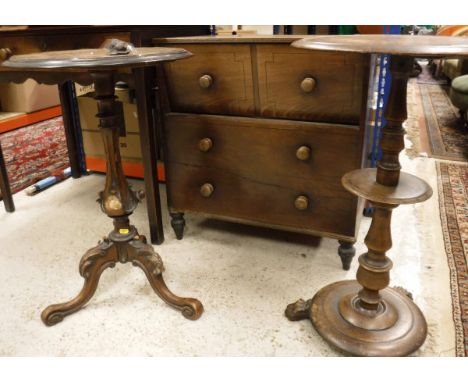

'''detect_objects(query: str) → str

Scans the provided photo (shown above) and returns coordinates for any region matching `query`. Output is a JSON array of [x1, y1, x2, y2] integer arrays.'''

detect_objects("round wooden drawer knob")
[[198, 137, 213, 152], [296, 145, 311, 161], [300, 77, 316, 93], [294, 195, 309, 210], [200, 183, 215, 198], [199, 74, 213, 88], [0, 48, 12, 61]]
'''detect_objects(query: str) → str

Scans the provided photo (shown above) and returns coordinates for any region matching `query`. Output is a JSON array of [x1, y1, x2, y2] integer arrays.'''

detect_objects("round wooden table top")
[[1, 46, 191, 70], [292, 34, 468, 57]]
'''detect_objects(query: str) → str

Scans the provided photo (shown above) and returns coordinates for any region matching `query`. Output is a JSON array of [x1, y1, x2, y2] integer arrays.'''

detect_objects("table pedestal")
[[286, 55, 432, 356], [41, 71, 203, 325]]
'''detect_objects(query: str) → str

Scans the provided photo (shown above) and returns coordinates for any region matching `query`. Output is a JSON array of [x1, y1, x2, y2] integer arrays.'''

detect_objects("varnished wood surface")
[[308, 280, 427, 356], [2, 47, 192, 70], [0, 26, 209, 38], [293, 34, 468, 57], [342, 168, 433, 205], [154, 35, 311, 44], [41, 66, 204, 325], [0, 26, 210, 246], [164, 114, 361, 238], [0, 26, 209, 61], [0, 32, 130, 68], [287, 34, 435, 357], [256, 45, 366, 124], [162, 44, 256, 116], [164, 113, 361, 185], [167, 162, 359, 238], [156, 37, 371, 248], [160, 42, 368, 124]]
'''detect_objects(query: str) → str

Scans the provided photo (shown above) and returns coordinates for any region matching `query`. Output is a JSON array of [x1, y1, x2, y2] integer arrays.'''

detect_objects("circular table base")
[[310, 280, 427, 356]]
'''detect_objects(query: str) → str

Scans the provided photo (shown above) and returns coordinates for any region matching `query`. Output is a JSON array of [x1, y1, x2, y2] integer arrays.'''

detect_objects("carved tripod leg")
[[41, 240, 117, 326], [128, 238, 203, 320]]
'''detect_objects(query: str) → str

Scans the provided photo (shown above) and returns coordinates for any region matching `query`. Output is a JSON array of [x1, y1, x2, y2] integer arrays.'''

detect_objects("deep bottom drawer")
[[167, 163, 359, 238]]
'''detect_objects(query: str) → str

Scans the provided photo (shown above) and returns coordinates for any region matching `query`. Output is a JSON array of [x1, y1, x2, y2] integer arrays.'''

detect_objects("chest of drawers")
[[153, 35, 370, 269]]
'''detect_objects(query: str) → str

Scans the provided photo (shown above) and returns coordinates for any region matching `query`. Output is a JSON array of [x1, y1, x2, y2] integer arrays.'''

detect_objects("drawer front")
[[166, 163, 358, 238], [161, 44, 256, 116], [164, 113, 362, 187], [256, 44, 367, 124]]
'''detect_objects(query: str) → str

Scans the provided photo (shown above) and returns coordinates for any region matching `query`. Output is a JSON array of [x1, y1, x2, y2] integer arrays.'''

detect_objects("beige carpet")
[[0, 148, 455, 355]]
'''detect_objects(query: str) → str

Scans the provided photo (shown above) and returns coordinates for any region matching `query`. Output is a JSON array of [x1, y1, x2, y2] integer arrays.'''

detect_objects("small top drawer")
[[161, 44, 256, 116], [256, 44, 367, 124]]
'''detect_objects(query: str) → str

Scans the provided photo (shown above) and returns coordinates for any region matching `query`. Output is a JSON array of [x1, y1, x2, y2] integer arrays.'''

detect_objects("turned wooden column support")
[[284, 35, 456, 356], [92, 72, 140, 218], [310, 55, 430, 355], [376, 56, 413, 187], [356, 204, 393, 310]]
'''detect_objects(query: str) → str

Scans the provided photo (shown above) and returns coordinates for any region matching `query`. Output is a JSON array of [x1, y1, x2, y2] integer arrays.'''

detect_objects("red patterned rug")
[[437, 161, 468, 357], [0, 116, 69, 196]]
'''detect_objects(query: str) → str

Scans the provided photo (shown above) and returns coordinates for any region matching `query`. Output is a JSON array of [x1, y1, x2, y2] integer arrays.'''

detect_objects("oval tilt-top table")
[[285, 35, 468, 356], [1, 44, 204, 325]]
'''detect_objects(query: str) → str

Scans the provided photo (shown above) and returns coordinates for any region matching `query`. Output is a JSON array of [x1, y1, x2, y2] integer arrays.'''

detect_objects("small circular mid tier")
[[1, 47, 192, 70], [292, 35, 468, 58], [342, 168, 433, 205]]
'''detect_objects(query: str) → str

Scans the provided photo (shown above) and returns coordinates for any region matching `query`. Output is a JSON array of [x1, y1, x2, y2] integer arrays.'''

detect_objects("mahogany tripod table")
[[285, 35, 468, 356], [1, 45, 204, 325]]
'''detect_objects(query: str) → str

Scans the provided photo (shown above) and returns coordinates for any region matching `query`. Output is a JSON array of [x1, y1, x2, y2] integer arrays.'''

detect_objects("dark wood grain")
[[31, 51, 204, 325], [161, 44, 256, 116], [164, 113, 361, 185], [153, 35, 311, 44], [342, 168, 433, 205], [58, 82, 81, 178], [292, 34, 468, 58], [167, 162, 358, 239], [0, 26, 209, 245], [133, 67, 165, 245], [156, 36, 371, 266], [256, 45, 366, 124], [286, 36, 441, 357]]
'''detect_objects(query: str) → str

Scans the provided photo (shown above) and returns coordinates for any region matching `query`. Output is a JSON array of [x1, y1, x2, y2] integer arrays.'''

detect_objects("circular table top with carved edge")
[[342, 168, 433, 205], [0, 47, 192, 72], [292, 35, 468, 58]]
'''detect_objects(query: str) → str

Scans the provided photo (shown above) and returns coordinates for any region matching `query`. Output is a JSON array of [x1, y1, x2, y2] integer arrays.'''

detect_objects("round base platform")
[[310, 280, 427, 356], [342, 168, 433, 205]]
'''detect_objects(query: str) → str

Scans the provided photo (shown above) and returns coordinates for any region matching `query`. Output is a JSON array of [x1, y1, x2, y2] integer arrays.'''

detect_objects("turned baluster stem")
[[92, 72, 139, 218], [356, 203, 394, 311], [376, 55, 413, 187], [356, 56, 413, 311]]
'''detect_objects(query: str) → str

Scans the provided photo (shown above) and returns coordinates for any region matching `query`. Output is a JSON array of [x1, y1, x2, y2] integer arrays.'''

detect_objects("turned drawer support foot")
[[170, 212, 186, 240], [337, 240, 355, 270]]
